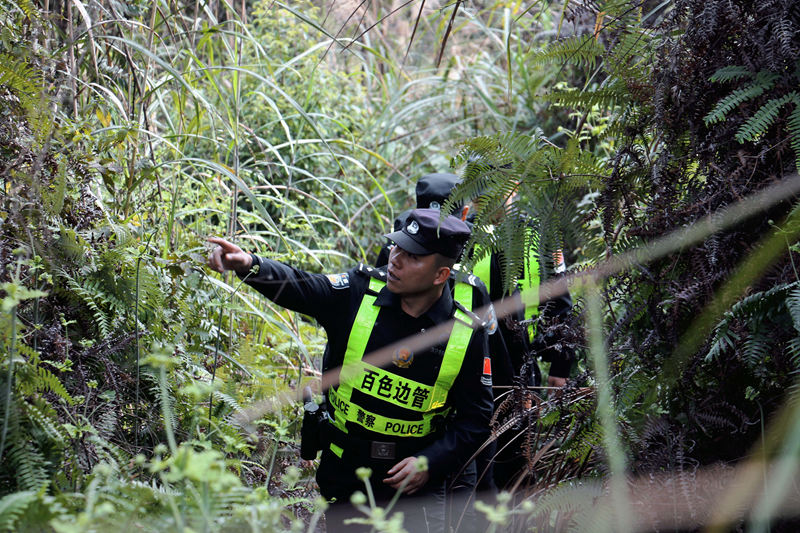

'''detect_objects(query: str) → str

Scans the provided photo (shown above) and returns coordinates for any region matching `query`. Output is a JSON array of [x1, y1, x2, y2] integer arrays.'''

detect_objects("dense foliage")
[[2, 0, 800, 532]]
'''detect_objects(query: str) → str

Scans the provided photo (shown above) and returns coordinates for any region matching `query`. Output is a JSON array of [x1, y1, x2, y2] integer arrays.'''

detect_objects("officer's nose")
[[390, 247, 407, 268]]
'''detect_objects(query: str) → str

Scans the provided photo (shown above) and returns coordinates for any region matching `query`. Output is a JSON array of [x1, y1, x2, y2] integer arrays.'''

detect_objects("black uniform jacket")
[[240, 255, 493, 489], [483, 252, 574, 381]]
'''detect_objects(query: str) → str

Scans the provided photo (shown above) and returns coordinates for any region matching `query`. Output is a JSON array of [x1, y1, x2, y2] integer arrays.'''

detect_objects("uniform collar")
[[374, 284, 454, 324]]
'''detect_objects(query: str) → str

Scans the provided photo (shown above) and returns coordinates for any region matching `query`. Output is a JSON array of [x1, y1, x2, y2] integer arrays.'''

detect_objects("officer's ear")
[[433, 266, 451, 286], [432, 253, 454, 286]]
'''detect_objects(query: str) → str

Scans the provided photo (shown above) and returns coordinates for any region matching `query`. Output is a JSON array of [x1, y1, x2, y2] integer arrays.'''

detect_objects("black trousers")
[[324, 482, 447, 533], [317, 447, 479, 533]]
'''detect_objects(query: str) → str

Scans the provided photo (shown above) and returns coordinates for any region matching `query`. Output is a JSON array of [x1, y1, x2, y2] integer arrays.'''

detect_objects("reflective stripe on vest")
[[330, 277, 474, 438], [474, 253, 492, 295], [473, 229, 540, 340], [328, 388, 449, 437], [518, 228, 540, 340]]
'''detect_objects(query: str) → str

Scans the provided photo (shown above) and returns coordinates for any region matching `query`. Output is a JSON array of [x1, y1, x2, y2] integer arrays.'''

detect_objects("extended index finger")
[[207, 237, 241, 253]]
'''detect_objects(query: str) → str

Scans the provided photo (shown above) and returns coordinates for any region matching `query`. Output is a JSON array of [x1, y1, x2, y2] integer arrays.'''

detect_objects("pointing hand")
[[207, 237, 253, 275]]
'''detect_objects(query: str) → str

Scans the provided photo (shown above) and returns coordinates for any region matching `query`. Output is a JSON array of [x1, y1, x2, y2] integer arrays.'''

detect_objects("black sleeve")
[[374, 243, 391, 268], [416, 326, 493, 482], [238, 254, 352, 332], [486, 252, 531, 378], [536, 284, 575, 379]]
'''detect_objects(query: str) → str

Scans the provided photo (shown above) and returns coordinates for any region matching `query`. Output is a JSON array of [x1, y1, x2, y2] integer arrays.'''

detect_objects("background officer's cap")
[[415, 173, 463, 211], [385, 208, 470, 259], [391, 173, 463, 232]]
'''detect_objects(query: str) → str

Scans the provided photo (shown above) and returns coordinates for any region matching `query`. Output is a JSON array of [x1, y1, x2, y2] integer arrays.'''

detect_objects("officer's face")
[[386, 246, 444, 296]]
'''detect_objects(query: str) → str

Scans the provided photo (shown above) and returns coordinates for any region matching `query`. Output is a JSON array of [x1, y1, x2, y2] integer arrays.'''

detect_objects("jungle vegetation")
[[1, 0, 800, 531]]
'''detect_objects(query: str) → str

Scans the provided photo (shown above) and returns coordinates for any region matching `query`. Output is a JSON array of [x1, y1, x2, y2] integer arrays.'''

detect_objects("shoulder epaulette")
[[450, 267, 485, 290], [453, 300, 486, 330], [356, 263, 388, 282]]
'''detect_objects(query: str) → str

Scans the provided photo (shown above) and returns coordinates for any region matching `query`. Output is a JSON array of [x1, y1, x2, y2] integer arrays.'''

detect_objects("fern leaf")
[[8, 442, 49, 491], [604, 29, 654, 81], [528, 34, 605, 69], [786, 285, 800, 334], [24, 403, 68, 441], [709, 65, 753, 83], [787, 337, 800, 371], [214, 391, 244, 414], [786, 94, 800, 173], [0, 53, 40, 98], [87, 435, 128, 472], [35, 366, 75, 405], [741, 332, 771, 367], [522, 480, 604, 528], [0, 491, 37, 531], [704, 72, 780, 125], [17, 364, 75, 405], [735, 93, 796, 143], [543, 85, 627, 110], [58, 270, 113, 337]]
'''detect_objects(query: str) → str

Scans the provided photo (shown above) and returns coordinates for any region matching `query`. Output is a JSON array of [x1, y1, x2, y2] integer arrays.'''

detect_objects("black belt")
[[324, 421, 436, 462]]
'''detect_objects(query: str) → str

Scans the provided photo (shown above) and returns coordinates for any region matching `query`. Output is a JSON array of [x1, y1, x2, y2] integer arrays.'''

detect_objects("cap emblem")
[[407, 221, 419, 234]]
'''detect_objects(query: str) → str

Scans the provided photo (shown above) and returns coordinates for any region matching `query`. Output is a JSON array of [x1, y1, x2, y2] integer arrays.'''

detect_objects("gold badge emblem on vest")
[[392, 347, 414, 368]]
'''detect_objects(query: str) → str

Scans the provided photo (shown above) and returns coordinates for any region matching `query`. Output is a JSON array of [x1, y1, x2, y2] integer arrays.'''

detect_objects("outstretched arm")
[[207, 237, 253, 275]]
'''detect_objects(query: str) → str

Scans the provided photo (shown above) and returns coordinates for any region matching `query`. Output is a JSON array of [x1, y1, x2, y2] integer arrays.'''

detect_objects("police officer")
[[471, 220, 575, 490], [208, 209, 492, 532], [472, 235, 574, 389]]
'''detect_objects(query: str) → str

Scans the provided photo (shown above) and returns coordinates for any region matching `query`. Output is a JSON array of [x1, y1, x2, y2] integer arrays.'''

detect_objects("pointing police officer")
[[208, 209, 492, 532]]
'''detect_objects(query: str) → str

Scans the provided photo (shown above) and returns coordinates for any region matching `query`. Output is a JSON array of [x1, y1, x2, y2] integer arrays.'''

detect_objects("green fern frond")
[[735, 93, 796, 143], [528, 35, 605, 69], [24, 402, 67, 441], [741, 332, 771, 368], [135, 265, 165, 320], [709, 65, 753, 83], [213, 391, 243, 414], [707, 283, 799, 364], [729, 282, 795, 322], [543, 85, 627, 110], [0, 53, 40, 99], [704, 72, 780, 125], [58, 270, 113, 337], [7, 0, 38, 20], [604, 29, 655, 81], [706, 326, 739, 361], [616, 371, 654, 414], [95, 407, 118, 438], [786, 285, 800, 334], [87, 436, 129, 472], [0, 52, 49, 141], [0, 490, 37, 532], [7, 442, 49, 491], [14, 342, 39, 360], [17, 364, 75, 405], [570, 493, 617, 532], [786, 95, 800, 173], [786, 337, 800, 371], [452, 130, 591, 291], [521, 480, 603, 527], [279, 495, 310, 507], [563, 418, 603, 461]]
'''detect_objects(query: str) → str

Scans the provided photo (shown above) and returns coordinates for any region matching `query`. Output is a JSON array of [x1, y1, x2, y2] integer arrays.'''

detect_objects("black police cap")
[[385, 208, 470, 259], [415, 173, 463, 211]]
